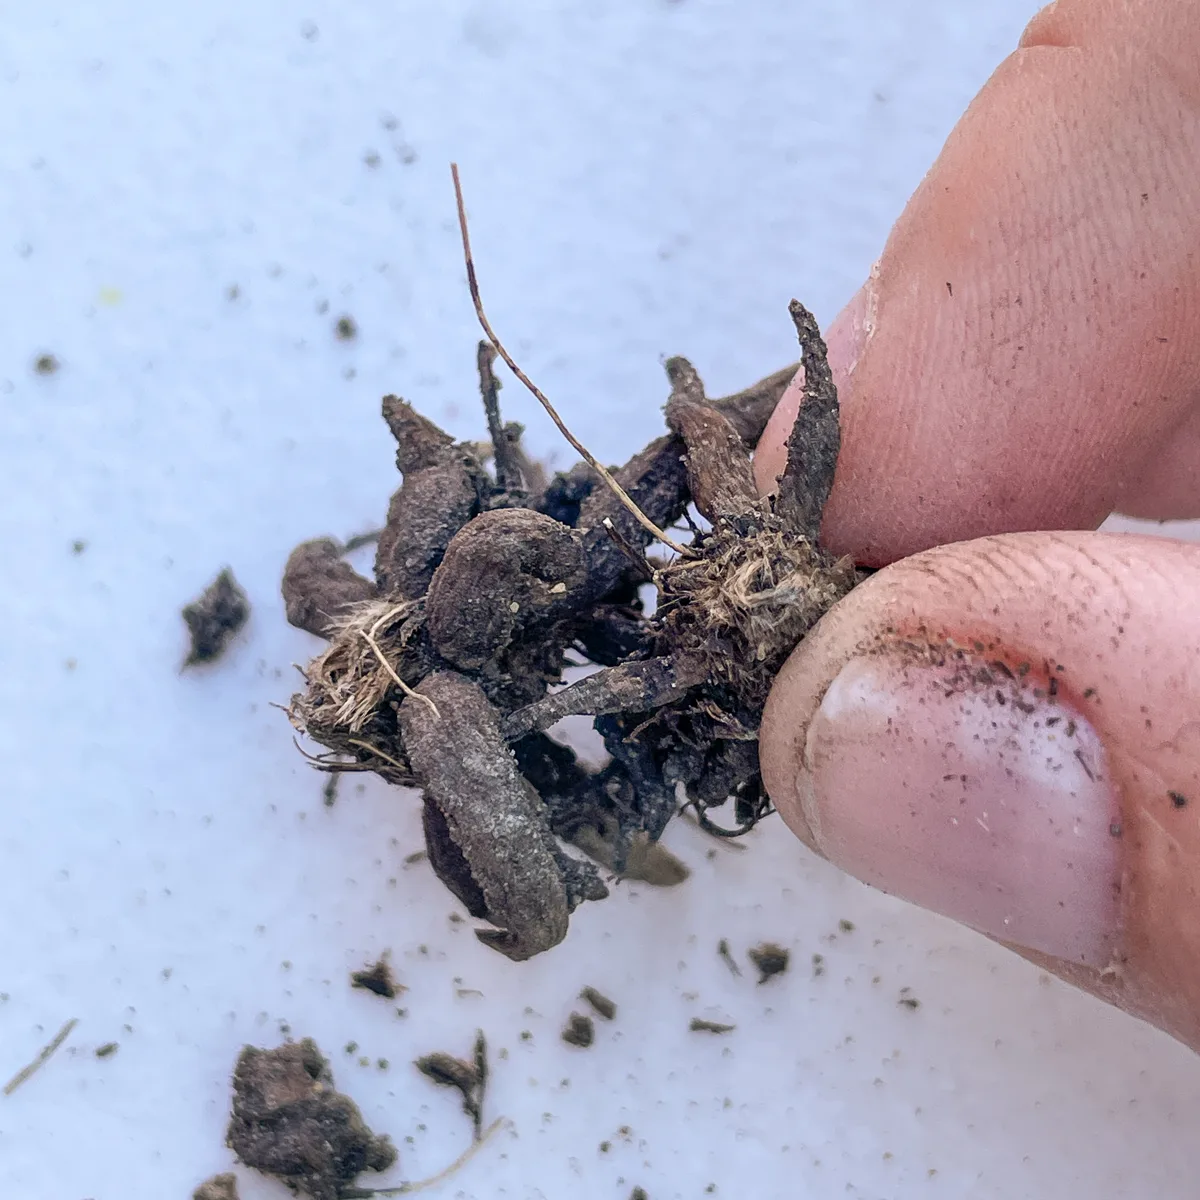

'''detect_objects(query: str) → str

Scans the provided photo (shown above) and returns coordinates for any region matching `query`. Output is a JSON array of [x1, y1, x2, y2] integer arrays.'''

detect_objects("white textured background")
[[3, 3, 1199, 1198]]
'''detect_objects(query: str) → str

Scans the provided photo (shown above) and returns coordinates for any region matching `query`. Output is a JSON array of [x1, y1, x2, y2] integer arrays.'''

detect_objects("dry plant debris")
[[183, 567, 250, 666], [690, 1018, 736, 1035], [351, 956, 401, 999], [193, 1174, 240, 1200], [3, 1017, 77, 1095], [282, 166, 861, 961], [414, 1030, 488, 1140], [748, 942, 790, 984], [227, 1039, 396, 1200], [580, 986, 617, 1021]]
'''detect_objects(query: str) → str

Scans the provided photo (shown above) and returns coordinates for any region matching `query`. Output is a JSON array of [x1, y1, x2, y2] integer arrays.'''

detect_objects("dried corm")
[[282, 175, 859, 961]]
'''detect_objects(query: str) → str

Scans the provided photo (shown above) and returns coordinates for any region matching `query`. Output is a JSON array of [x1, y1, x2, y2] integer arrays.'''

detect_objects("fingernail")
[[825, 274, 876, 380], [801, 646, 1123, 966]]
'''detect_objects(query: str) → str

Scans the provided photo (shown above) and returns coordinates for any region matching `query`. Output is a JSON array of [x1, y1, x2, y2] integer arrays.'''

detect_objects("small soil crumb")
[[811, 953, 825, 978], [71, 539, 87, 555], [716, 938, 742, 977], [322, 772, 341, 807], [898, 988, 921, 1010], [690, 1018, 735, 1035], [414, 1030, 487, 1138], [193, 1174, 239, 1200], [335, 315, 358, 341], [34, 352, 59, 375], [838, 919, 856, 933], [561, 1012, 594, 1048], [630, 1188, 649, 1200], [351, 956, 401, 1000], [227, 1039, 396, 1200], [748, 942, 789, 985], [95, 1041, 119, 1058], [183, 568, 250, 666], [579, 986, 616, 1021]]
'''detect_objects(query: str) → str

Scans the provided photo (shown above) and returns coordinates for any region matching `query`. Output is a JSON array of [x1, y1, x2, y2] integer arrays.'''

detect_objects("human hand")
[[755, 0, 1200, 1050]]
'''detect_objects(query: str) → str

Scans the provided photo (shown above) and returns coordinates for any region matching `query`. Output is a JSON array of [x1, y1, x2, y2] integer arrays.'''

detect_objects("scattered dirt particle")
[[403, 850, 427, 866], [193, 1173, 240, 1200], [560, 1013, 594, 1048], [335, 315, 358, 341], [690, 1018, 735, 1035], [364, 151, 381, 169], [519, 1030, 532, 1042], [748, 942, 789, 984], [33, 352, 59, 375], [71, 539, 87, 555], [1170, 790, 1189, 809], [630, 1187, 649, 1199], [182, 568, 249, 666], [838, 919, 855, 933], [351, 956, 402, 1000], [227, 1039, 396, 1200], [599, 1140, 611, 1153], [377, 1058, 389, 1070], [579, 986, 616, 1021], [898, 989, 921, 1010], [95, 1041, 119, 1058], [716, 938, 742, 977], [344, 1041, 358, 1055], [811, 953, 825, 978], [322, 772, 341, 807], [414, 1030, 488, 1139]]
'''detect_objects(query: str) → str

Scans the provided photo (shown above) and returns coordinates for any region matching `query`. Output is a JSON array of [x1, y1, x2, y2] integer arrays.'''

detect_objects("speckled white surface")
[[3, 3, 1200, 1198]]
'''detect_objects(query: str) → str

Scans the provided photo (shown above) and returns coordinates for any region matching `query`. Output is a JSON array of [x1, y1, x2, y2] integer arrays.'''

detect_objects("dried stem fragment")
[[3, 1018, 77, 1095], [451, 162, 690, 557]]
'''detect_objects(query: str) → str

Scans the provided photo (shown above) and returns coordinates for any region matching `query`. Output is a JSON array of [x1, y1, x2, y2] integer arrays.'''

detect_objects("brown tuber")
[[282, 171, 860, 960]]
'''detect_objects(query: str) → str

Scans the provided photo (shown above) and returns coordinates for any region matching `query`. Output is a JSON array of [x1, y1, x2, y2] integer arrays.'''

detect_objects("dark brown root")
[[283, 538, 378, 638], [281, 192, 857, 961]]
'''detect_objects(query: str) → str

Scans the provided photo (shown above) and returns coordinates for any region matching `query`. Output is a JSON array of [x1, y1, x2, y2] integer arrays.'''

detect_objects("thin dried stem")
[[451, 163, 692, 558], [339, 1117, 509, 1196], [361, 609, 439, 718], [3, 1018, 77, 1096]]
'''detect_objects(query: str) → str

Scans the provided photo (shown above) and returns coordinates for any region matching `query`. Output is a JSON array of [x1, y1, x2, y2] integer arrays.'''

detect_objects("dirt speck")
[[351, 956, 401, 1000], [579, 986, 616, 1021], [630, 1187, 649, 1200], [71, 539, 87, 555], [193, 1173, 239, 1200], [227, 1039, 396, 1200], [690, 1018, 735, 1035], [1170, 790, 1189, 809], [182, 568, 250, 666], [838, 919, 855, 933], [335, 315, 358, 341], [95, 1041, 118, 1058], [33, 352, 59, 375], [561, 1012, 594, 1048], [748, 942, 789, 984], [716, 938, 741, 977], [898, 988, 921, 1010]]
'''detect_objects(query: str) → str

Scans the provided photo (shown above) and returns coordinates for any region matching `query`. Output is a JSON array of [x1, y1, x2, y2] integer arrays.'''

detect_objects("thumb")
[[760, 531, 1200, 1050]]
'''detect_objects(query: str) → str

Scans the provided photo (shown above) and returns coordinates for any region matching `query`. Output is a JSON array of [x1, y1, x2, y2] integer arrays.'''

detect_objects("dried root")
[[281, 172, 859, 958]]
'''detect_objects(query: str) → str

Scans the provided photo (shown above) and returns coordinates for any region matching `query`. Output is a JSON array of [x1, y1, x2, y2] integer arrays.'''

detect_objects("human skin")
[[754, 0, 1200, 1050]]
